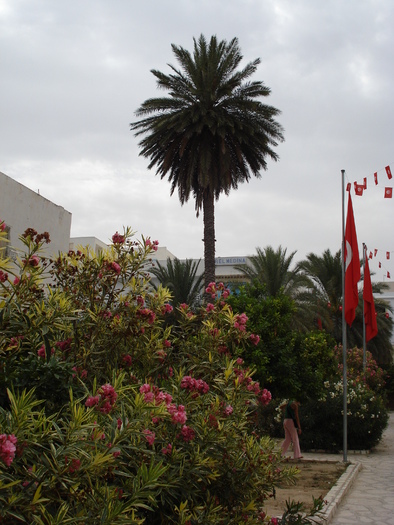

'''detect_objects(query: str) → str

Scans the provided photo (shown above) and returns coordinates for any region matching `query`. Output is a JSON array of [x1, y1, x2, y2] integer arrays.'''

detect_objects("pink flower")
[[0, 221, 6, 232], [28, 255, 40, 267], [180, 425, 195, 442], [140, 383, 151, 394], [206, 303, 215, 313], [112, 450, 121, 458], [13, 276, 20, 285], [69, 458, 81, 473], [0, 434, 17, 467], [224, 405, 233, 416], [37, 346, 46, 358], [161, 443, 172, 455], [249, 334, 260, 345], [143, 429, 156, 446], [110, 261, 121, 274], [0, 271, 8, 283], [162, 303, 173, 314], [85, 395, 100, 407], [163, 339, 171, 348], [122, 354, 132, 366], [112, 232, 125, 244]]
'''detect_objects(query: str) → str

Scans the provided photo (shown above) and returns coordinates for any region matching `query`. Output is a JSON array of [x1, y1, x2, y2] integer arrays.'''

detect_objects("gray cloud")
[[1, 0, 393, 278]]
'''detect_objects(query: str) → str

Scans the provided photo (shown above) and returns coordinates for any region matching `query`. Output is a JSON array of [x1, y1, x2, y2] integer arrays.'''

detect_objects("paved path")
[[302, 412, 394, 524]]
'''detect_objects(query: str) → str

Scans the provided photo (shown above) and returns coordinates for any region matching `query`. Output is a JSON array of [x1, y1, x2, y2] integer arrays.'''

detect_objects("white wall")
[[0, 171, 71, 259]]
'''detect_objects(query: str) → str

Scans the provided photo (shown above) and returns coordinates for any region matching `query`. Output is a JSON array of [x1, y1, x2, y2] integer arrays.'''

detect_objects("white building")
[[0, 171, 71, 261]]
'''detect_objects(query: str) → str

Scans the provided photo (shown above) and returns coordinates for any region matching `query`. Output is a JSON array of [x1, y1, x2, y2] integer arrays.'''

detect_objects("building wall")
[[0, 171, 72, 260]]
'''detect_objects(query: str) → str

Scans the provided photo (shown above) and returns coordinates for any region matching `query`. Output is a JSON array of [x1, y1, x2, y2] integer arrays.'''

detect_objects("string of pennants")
[[345, 164, 393, 280], [365, 248, 392, 280], [346, 165, 393, 198]]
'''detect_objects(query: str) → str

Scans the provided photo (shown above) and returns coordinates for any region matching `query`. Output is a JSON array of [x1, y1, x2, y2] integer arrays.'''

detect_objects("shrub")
[[0, 223, 299, 524]]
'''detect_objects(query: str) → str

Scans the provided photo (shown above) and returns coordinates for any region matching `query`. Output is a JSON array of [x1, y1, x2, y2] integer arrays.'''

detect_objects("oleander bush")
[[0, 222, 298, 525]]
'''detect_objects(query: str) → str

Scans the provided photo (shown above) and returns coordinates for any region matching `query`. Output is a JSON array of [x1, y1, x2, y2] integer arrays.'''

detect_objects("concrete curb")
[[315, 461, 362, 524]]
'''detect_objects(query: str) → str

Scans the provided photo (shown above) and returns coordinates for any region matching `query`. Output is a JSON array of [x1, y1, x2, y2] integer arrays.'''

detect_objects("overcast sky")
[[1, 0, 393, 280]]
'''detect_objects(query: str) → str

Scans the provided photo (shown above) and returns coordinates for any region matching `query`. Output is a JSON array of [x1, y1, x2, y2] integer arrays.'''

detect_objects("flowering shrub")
[[0, 224, 298, 524]]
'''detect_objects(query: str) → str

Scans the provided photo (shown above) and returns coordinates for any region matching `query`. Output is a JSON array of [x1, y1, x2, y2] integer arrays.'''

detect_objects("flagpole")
[[362, 244, 367, 373], [341, 169, 347, 463]]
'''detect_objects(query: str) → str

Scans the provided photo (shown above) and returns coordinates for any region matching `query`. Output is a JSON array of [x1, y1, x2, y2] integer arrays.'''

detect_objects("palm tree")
[[235, 246, 305, 297], [131, 34, 284, 292], [235, 245, 314, 330], [150, 257, 204, 309], [299, 249, 393, 364]]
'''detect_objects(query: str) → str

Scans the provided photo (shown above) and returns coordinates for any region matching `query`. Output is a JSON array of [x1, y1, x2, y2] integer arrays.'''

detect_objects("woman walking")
[[280, 400, 303, 459]]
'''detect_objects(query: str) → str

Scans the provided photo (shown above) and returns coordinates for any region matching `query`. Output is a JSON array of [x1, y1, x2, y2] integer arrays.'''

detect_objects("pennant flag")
[[387, 252, 391, 260], [388, 271, 391, 279], [363, 255, 378, 342], [354, 183, 364, 196], [386, 166, 392, 180], [363, 177, 367, 189], [374, 249, 378, 257], [369, 251, 373, 259], [385, 187, 393, 198], [374, 172, 378, 185], [344, 192, 360, 326], [379, 262, 382, 268], [346, 182, 351, 192]]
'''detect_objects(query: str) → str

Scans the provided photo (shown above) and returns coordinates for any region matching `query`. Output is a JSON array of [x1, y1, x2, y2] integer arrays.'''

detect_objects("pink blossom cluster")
[[0, 434, 17, 467], [109, 261, 121, 275], [0, 270, 8, 283], [143, 429, 156, 446], [161, 443, 172, 455], [180, 425, 195, 442], [180, 375, 209, 396], [121, 354, 132, 366], [258, 388, 272, 406], [206, 303, 215, 313], [55, 337, 72, 352], [161, 303, 173, 315], [145, 238, 159, 251], [205, 282, 230, 299], [137, 308, 156, 324], [37, 345, 54, 358], [112, 231, 125, 244], [234, 313, 248, 332], [28, 255, 40, 267], [223, 404, 233, 416], [249, 334, 260, 345], [85, 383, 118, 414], [140, 384, 186, 424]]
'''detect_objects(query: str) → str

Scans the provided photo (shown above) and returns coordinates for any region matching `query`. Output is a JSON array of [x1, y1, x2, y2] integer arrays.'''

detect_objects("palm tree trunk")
[[203, 190, 216, 293]]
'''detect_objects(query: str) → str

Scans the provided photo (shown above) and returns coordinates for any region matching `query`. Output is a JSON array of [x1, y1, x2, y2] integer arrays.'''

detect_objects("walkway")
[[302, 412, 394, 524]]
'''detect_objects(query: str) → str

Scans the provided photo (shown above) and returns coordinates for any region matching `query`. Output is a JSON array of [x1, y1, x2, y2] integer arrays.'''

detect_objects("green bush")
[[1, 223, 299, 524]]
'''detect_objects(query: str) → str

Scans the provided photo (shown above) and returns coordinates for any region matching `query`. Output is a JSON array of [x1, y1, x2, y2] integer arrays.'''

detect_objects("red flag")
[[346, 182, 351, 192], [374, 172, 378, 185], [387, 252, 390, 260], [388, 271, 391, 279], [385, 187, 393, 198], [374, 249, 378, 257], [354, 183, 364, 196], [363, 177, 367, 189], [386, 166, 392, 179], [379, 262, 382, 268], [363, 255, 378, 342], [344, 193, 360, 326], [369, 251, 373, 259]]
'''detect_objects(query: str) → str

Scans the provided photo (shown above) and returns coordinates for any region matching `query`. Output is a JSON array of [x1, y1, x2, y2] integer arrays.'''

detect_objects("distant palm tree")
[[299, 249, 393, 364], [150, 258, 204, 308], [131, 34, 284, 291], [235, 246, 313, 330], [235, 246, 305, 297]]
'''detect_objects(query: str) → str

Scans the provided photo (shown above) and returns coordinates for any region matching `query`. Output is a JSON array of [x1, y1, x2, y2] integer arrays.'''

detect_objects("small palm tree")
[[131, 34, 284, 291], [235, 246, 313, 330], [150, 257, 204, 308], [299, 249, 393, 364]]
